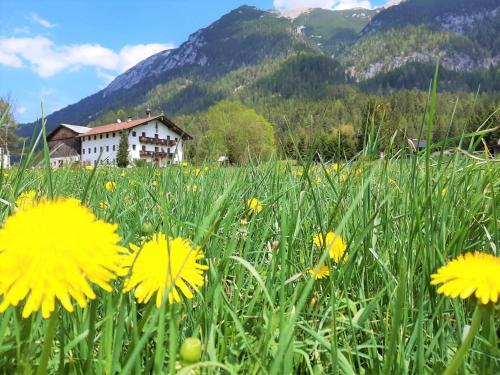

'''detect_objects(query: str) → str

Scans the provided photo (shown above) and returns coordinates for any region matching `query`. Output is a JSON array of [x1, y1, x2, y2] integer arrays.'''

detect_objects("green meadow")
[[0, 148, 498, 374]]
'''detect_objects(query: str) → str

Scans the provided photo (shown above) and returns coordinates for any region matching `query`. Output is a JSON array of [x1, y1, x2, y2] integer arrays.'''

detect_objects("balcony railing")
[[139, 136, 176, 146], [139, 150, 173, 158]]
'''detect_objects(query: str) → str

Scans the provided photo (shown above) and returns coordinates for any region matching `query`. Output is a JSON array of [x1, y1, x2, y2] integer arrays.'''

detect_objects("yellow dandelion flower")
[[0, 198, 126, 318], [181, 161, 189, 167], [340, 173, 348, 182], [85, 165, 94, 171], [99, 201, 109, 210], [332, 163, 339, 172], [313, 232, 347, 263], [15, 190, 37, 210], [308, 265, 330, 280], [152, 180, 158, 187], [193, 168, 201, 177], [441, 187, 448, 197], [105, 181, 116, 191], [295, 169, 303, 177], [431, 252, 500, 304], [2, 171, 8, 177], [203, 166, 209, 172], [123, 233, 209, 306], [247, 198, 263, 214], [120, 171, 126, 177]]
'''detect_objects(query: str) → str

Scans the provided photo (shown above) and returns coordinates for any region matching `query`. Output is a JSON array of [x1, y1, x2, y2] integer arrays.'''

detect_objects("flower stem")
[[443, 305, 484, 375], [36, 312, 59, 375]]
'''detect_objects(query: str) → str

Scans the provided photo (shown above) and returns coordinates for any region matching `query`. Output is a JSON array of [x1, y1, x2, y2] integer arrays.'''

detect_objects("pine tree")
[[116, 131, 129, 167]]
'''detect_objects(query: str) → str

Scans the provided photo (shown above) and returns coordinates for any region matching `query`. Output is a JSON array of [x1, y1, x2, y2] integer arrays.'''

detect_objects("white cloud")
[[0, 36, 174, 78], [29, 12, 57, 29], [273, 0, 372, 10], [15, 106, 26, 115]]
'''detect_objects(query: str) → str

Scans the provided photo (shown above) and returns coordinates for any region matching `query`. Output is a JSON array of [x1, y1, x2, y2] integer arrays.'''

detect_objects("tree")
[[198, 101, 276, 163], [116, 131, 130, 167], [0, 97, 22, 157]]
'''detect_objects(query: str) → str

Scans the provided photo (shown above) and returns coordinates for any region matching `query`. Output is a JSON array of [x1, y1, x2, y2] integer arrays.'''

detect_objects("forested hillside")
[[17, 0, 500, 161]]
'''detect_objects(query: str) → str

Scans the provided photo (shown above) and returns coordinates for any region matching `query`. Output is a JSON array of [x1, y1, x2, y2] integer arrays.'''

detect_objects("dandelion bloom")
[[15, 190, 37, 210], [85, 165, 94, 171], [332, 163, 339, 172], [105, 181, 116, 191], [0, 198, 126, 318], [123, 233, 208, 306], [152, 180, 158, 187], [313, 232, 347, 263], [308, 265, 330, 279], [194, 168, 201, 177], [181, 161, 189, 167], [431, 252, 500, 304], [247, 198, 263, 214], [99, 201, 109, 210]]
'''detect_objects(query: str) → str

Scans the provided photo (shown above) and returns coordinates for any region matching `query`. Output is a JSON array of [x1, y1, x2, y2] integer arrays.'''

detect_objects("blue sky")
[[0, 0, 387, 123]]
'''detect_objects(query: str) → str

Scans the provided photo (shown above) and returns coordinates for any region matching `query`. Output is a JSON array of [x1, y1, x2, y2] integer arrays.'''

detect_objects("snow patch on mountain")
[[271, 8, 313, 20]]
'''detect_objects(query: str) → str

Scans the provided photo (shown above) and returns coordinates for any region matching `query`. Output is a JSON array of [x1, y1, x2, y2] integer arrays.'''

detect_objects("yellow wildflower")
[[105, 181, 116, 192], [332, 163, 339, 172], [181, 161, 189, 167], [123, 233, 208, 306], [152, 180, 158, 187], [247, 198, 263, 214], [0, 198, 126, 318], [99, 201, 109, 210], [308, 265, 330, 280], [193, 168, 201, 177], [313, 232, 347, 263], [431, 252, 500, 304], [85, 165, 94, 171]]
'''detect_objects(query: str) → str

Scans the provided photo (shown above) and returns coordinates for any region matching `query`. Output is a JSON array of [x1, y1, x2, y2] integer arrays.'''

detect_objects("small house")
[[47, 124, 90, 168]]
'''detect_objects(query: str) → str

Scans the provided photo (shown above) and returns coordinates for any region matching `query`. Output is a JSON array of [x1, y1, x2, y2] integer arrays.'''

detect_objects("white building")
[[79, 113, 191, 167], [0, 147, 10, 169]]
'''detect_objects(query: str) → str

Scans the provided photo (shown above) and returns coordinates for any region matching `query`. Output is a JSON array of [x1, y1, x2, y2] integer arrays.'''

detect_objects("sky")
[[0, 0, 388, 123]]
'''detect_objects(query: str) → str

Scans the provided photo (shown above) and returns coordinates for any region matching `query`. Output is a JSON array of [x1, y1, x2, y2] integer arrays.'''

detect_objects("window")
[[106, 133, 109, 138], [100, 134, 103, 139], [88, 148, 91, 154], [142, 132, 146, 137], [132, 144, 136, 150], [112, 132, 115, 137], [106, 146, 109, 152], [94, 135, 96, 140], [167, 148, 171, 153], [82, 149, 85, 155], [167, 135, 170, 140], [155, 147, 159, 152], [100, 146, 103, 152], [155, 123, 158, 132], [142, 145, 146, 151], [112, 145, 115, 151], [155, 133, 158, 138], [175, 137, 178, 142], [132, 131, 136, 137], [94, 147, 97, 153]]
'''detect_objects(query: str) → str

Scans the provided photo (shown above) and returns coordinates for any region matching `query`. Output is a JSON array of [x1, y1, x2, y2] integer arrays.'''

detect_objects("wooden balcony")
[[139, 150, 173, 158], [139, 136, 176, 146]]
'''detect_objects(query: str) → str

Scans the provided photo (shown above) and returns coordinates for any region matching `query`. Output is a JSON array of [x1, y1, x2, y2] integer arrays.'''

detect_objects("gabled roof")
[[47, 123, 91, 139], [61, 124, 91, 134], [80, 115, 192, 140]]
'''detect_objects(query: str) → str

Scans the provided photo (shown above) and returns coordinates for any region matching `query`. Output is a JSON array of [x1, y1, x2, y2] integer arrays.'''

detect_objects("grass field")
[[0, 148, 498, 374]]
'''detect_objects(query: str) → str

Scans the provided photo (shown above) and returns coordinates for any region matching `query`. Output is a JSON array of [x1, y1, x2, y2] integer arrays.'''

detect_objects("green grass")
[[0, 151, 498, 374]]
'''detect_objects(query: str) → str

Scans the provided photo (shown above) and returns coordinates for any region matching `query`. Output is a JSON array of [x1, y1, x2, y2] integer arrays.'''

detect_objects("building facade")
[[47, 124, 90, 168], [48, 113, 191, 167], [0, 147, 10, 169]]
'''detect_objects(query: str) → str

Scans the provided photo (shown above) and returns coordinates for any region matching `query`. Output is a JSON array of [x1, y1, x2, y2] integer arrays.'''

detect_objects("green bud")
[[141, 222, 153, 235], [180, 337, 202, 364]]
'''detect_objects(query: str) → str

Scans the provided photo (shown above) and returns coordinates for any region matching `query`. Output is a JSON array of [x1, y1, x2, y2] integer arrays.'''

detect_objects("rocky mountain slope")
[[18, 0, 499, 136]]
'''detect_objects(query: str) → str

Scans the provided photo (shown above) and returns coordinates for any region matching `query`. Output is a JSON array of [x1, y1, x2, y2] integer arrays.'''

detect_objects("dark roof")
[[408, 138, 427, 149], [47, 123, 91, 139], [80, 115, 192, 140]]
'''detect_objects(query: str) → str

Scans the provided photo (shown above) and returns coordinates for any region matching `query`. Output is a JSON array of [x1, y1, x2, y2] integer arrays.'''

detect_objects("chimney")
[[146, 108, 151, 117], [127, 116, 132, 122], [117, 119, 122, 123]]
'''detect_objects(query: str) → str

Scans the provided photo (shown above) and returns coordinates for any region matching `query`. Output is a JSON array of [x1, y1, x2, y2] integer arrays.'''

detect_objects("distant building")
[[47, 124, 90, 168], [0, 147, 10, 169], [407, 138, 427, 152], [48, 111, 192, 167], [487, 138, 500, 157]]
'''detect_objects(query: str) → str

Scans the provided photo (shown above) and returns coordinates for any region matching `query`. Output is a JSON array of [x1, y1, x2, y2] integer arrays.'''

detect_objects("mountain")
[[18, 1, 499, 137]]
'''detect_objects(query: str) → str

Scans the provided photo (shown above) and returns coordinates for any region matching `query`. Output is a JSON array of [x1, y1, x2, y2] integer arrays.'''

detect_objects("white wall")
[[80, 119, 184, 166], [0, 147, 10, 169]]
